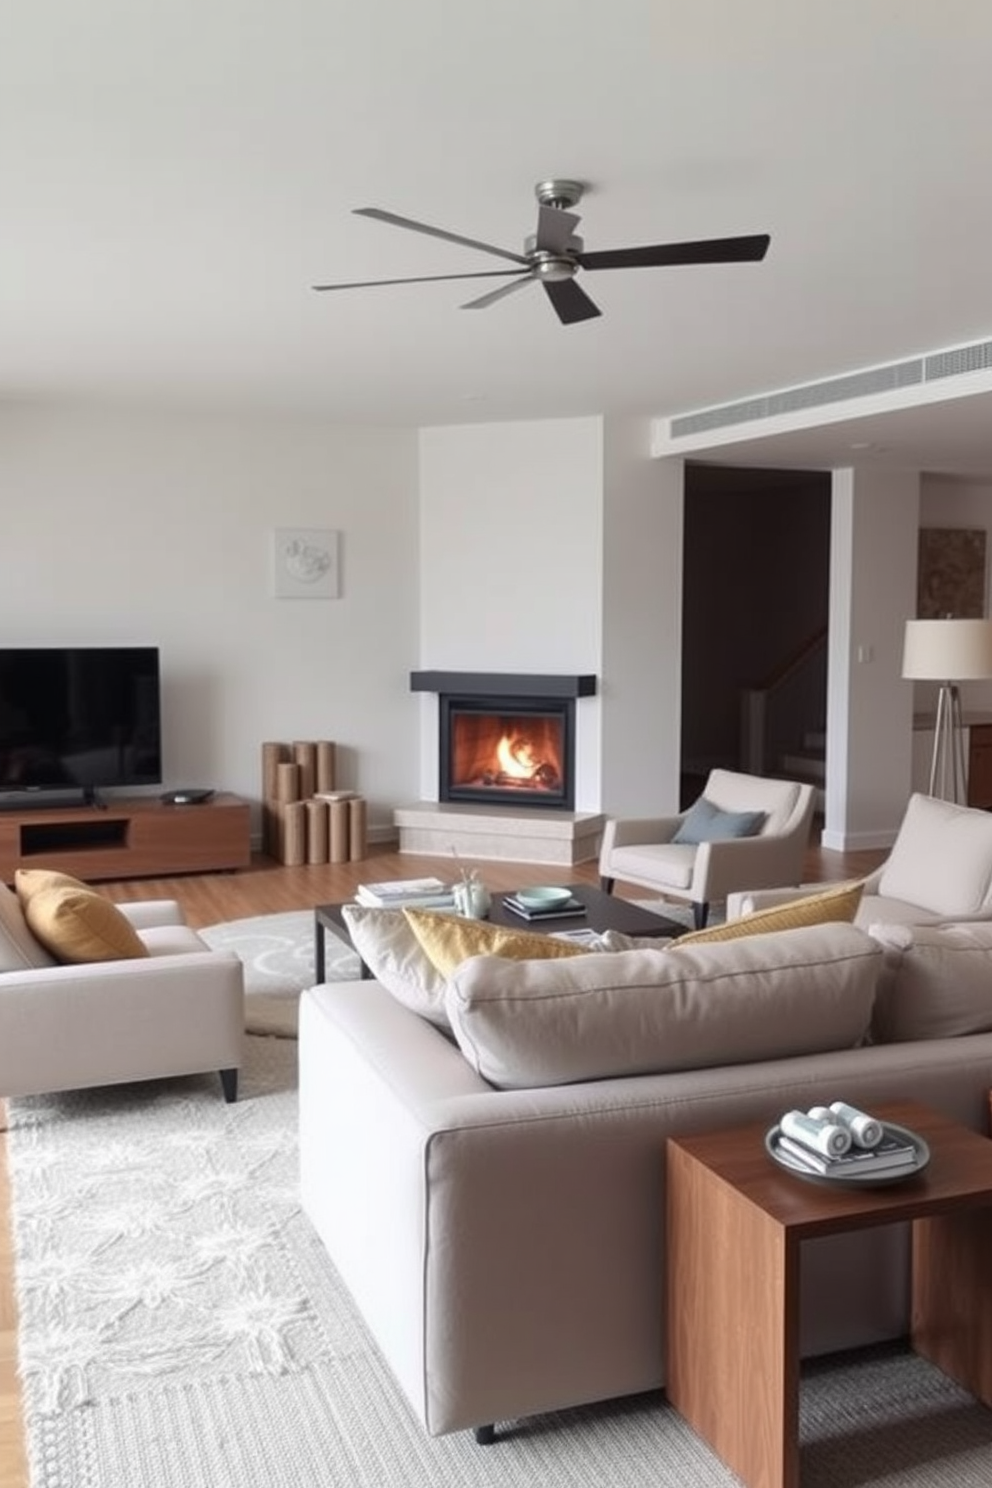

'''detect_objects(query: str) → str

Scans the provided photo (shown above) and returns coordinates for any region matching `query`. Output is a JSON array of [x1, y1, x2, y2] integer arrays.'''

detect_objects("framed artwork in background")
[[917, 527, 986, 618], [272, 528, 341, 599]]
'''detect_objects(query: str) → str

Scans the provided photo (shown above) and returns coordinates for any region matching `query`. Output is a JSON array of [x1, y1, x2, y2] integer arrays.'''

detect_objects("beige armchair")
[[727, 791, 992, 929], [599, 769, 817, 928], [0, 887, 245, 1102]]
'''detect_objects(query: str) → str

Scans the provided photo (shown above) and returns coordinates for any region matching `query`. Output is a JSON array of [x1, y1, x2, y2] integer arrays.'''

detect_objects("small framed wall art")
[[272, 527, 341, 600], [917, 527, 986, 619]]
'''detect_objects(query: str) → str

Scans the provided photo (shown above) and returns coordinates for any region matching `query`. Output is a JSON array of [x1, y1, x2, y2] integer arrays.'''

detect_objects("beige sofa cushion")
[[868, 920, 992, 1042], [0, 881, 55, 971], [340, 904, 451, 1027], [877, 792, 992, 917], [444, 922, 880, 1089]]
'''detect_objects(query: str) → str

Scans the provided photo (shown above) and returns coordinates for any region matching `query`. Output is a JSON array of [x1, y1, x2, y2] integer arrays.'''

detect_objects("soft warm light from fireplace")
[[445, 706, 566, 798], [496, 733, 542, 779]]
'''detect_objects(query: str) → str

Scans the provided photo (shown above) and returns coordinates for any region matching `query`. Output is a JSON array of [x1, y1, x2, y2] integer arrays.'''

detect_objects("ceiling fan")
[[313, 179, 770, 325]]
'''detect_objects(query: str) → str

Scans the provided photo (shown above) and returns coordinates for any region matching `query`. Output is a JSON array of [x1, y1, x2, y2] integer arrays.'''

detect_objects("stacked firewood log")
[[260, 739, 367, 865]]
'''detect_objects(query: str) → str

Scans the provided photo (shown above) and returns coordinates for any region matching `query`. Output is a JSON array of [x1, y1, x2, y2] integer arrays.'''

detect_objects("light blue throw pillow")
[[673, 796, 767, 845]]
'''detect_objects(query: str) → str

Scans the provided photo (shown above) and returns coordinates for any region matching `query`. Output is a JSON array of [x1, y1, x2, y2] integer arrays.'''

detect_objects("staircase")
[[741, 626, 828, 810], [778, 728, 826, 811]]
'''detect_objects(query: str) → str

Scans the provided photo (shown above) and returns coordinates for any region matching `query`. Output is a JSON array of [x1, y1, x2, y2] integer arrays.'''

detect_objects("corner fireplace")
[[411, 671, 597, 813]]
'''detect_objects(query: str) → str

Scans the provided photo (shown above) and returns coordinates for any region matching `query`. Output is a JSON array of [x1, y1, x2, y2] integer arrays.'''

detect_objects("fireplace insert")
[[439, 694, 575, 810]]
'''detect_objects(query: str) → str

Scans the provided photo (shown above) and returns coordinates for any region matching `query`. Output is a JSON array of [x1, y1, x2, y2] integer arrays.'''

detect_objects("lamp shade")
[[902, 618, 992, 680]]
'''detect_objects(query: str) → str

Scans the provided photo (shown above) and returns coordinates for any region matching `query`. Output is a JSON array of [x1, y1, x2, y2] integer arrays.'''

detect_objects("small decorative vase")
[[455, 881, 491, 919]]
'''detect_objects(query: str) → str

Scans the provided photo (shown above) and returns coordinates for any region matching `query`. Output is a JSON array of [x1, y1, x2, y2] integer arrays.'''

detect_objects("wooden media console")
[[0, 793, 252, 883]]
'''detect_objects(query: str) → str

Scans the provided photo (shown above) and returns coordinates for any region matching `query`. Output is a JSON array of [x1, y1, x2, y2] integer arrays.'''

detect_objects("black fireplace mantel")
[[410, 671, 596, 698]]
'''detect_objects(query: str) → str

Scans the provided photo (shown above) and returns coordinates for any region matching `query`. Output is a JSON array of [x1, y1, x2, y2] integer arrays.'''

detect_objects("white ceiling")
[[6, 1, 992, 474]]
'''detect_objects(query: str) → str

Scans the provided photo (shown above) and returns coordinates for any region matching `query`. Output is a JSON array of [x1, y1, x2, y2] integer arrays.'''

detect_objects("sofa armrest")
[[0, 950, 244, 1098], [601, 814, 683, 858], [691, 832, 808, 902], [117, 899, 186, 930], [726, 884, 823, 920]]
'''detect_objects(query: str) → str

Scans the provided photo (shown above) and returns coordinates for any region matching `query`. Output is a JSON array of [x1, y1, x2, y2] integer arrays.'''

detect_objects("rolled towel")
[[780, 1109, 852, 1158], [828, 1101, 883, 1149]]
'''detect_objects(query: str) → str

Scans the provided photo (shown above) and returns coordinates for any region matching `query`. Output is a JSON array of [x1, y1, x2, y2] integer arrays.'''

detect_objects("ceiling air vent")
[[924, 340, 992, 381], [670, 359, 923, 439]]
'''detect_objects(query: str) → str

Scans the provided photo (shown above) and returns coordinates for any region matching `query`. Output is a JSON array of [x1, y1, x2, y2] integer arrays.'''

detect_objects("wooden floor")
[[0, 832, 885, 1487]]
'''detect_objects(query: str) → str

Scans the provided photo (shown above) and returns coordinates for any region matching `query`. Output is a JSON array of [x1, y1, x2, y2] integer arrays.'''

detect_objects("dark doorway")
[[680, 463, 831, 807]]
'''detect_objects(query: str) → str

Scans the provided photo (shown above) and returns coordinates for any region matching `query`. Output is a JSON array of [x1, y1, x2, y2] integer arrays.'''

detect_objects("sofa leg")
[[474, 1424, 496, 1446], [692, 902, 709, 930], [600, 875, 615, 894], [219, 1068, 238, 1103]]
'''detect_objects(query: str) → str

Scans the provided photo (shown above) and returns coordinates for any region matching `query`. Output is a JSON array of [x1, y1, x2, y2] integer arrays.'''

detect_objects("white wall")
[[600, 428, 683, 815], [824, 467, 920, 850], [418, 418, 605, 809], [0, 405, 420, 837]]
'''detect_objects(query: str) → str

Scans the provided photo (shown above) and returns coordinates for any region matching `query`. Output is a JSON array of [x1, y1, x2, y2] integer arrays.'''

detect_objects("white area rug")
[[8, 1037, 992, 1488], [199, 911, 359, 1038]]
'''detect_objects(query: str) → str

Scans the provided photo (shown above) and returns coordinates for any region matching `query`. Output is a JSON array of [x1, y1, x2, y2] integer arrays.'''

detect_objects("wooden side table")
[[665, 1099, 992, 1488]]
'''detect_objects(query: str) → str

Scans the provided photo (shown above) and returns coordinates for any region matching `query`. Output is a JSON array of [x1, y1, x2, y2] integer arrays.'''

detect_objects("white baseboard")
[[820, 827, 899, 852]]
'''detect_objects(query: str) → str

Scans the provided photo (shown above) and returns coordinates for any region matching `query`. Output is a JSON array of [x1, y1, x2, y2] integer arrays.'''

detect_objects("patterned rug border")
[[199, 910, 359, 1038]]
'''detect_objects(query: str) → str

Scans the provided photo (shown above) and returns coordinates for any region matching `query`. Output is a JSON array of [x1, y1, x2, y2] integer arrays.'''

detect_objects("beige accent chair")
[[727, 790, 992, 929], [599, 769, 817, 928], [0, 886, 245, 1102]]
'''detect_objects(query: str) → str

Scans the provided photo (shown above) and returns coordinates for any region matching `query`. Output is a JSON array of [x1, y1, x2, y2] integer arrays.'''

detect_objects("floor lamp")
[[902, 618, 992, 803]]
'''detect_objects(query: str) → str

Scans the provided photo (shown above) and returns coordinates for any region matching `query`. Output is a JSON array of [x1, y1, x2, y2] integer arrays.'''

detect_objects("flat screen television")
[[0, 647, 162, 802]]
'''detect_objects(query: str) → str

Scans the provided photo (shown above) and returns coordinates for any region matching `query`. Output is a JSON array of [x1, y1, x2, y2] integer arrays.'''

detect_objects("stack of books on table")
[[776, 1105, 919, 1178], [502, 894, 585, 921], [354, 876, 456, 910]]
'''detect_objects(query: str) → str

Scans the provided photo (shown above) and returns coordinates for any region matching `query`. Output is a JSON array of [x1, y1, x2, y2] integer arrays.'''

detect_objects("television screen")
[[0, 647, 162, 795]]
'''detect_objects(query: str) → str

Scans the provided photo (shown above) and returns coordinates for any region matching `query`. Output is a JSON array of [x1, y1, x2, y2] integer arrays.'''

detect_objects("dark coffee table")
[[314, 882, 684, 981]]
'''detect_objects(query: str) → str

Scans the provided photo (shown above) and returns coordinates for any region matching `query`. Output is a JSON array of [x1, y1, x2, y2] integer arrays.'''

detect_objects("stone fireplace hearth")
[[393, 800, 605, 866]]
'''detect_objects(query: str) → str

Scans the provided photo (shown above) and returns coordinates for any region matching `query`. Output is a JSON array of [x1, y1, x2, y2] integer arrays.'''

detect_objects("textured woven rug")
[[9, 1037, 992, 1488], [199, 910, 359, 1038]]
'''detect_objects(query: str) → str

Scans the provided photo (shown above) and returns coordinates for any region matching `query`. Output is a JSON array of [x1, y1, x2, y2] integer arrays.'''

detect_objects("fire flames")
[[450, 714, 562, 794], [496, 732, 544, 779]]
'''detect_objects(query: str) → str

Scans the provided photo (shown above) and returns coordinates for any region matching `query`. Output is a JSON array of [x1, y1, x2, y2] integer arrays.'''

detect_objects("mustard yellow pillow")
[[15, 867, 90, 905], [402, 908, 590, 978], [673, 880, 865, 947], [24, 885, 149, 964]]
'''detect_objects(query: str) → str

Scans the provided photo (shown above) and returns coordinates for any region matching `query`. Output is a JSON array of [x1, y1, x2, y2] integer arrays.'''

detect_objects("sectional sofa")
[[298, 909, 992, 1442]]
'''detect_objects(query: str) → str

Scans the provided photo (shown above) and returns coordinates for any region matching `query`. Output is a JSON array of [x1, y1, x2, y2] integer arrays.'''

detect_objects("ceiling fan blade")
[[312, 269, 526, 292], [577, 233, 771, 272], [534, 204, 582, 253], [542, 278, 602, 325], [353, 207, 528, 266], [461, 274, 535, 311]]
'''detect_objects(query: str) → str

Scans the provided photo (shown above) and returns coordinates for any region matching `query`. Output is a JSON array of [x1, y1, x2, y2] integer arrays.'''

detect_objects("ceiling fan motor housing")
[[531, 253, 578, 283], [534, 179, 585, 211]]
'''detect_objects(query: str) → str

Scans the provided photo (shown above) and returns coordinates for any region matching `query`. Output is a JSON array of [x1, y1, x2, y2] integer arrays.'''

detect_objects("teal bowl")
[[515, 886, 573, 911]]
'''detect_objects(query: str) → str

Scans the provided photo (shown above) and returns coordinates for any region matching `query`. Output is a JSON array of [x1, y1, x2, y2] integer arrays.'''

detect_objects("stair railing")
[[741, 626, 828, 776]]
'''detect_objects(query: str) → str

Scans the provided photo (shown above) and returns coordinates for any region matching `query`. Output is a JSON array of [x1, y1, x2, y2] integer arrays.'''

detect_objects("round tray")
[[765, 1119, 931, 1188]]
